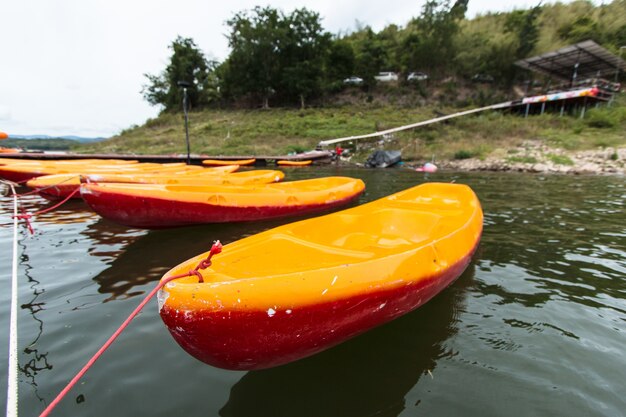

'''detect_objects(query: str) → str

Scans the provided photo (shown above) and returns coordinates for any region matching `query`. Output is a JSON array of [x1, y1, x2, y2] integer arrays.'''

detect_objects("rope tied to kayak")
[[11, 186, 81, 235], [39, 240, 223, 417], [13, 174, 81, 197], [188, 241, 223, 283]]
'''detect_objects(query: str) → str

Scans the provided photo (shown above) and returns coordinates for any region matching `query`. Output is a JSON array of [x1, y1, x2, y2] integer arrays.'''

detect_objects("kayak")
[[158, 182, 483, 370], [277, 160, 312, 166], [203, 159, 256, 166], [0, 160, 159, 183], [26, 166, 245, 199], [0, 148, 19, 154], [81, 176, 365, 228]]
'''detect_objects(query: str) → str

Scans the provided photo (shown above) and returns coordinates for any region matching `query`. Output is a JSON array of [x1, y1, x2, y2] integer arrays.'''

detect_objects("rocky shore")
[[439, 141, 625, 175]]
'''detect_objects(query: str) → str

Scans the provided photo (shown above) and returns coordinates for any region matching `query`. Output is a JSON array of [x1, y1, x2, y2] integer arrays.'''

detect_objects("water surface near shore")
[[0, 168, 624, 416]]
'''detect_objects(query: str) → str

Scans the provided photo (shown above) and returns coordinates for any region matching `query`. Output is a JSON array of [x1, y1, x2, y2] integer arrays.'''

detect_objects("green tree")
[[558, 16, 603, 43], [222, 7, 287, 108], [280, 8, 331, 108], [405, 0, 468, 75], [354, 28, 387, 88], [505, 5, 542, 58], [325, 39, 356, 89], [142, 36, 219, 111]]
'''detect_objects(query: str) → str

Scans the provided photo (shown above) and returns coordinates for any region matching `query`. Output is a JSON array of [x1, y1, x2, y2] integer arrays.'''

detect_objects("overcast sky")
[[0, 0, 579, 137]]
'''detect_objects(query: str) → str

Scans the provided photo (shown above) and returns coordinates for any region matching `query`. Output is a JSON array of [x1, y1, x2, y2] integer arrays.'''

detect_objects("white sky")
[[0, 0, 578, 137]]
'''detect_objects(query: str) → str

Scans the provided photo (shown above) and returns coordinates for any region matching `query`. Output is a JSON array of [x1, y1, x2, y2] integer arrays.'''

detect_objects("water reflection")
[[220, 265, 474, 417], [17, 238, 52, 404]]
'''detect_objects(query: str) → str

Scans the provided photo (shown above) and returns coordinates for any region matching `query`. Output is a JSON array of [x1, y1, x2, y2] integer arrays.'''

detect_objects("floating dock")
[[0, 150, 333, 165]]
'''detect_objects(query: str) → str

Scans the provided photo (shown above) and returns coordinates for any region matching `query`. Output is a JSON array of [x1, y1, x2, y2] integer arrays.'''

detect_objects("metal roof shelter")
[[515, 40, 626, 81]]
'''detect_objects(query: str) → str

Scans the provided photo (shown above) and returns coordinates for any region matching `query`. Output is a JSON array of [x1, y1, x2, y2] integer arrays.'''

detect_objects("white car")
[[407, 72, 428, 81], [374, 72, 398, 82], [343, 76, 364, 85]]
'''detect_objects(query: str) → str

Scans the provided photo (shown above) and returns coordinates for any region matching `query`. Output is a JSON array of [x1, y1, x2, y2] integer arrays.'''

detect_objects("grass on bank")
[[76, 93, 626, 163]]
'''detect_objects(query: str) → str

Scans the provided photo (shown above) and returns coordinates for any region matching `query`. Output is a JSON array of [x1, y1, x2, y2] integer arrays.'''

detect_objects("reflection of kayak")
[[81, 176, 365, 228], [277, 160, 312, 166], [203, 159, 256, 166], [27, 167, 277, 200], [158, 182, 483, 370]]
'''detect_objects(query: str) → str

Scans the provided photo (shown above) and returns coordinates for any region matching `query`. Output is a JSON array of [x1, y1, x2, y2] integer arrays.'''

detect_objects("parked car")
[[374, 72, 399, 82], [472, 74, 494, 83], [407, 72, 428, 82], [343, 76, 364, 85]]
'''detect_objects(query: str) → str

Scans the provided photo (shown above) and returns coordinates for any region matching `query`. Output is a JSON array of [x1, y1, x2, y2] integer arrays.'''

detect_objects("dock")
[[0, 150, 334, 165]]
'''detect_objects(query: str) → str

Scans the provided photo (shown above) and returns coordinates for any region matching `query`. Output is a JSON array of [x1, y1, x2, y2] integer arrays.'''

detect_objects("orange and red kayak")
[[0, 148, 19, 154], [158, 182, 483, 370], [0, 159, 145, 182], [81, 176, 365, 228], [277, 160, 312, 166], [203, 159, 256, 167], [25, 166, 248, 200]]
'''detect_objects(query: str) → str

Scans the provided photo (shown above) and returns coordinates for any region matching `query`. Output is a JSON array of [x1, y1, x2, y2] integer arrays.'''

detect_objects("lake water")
[[0, 167, 624, 416]]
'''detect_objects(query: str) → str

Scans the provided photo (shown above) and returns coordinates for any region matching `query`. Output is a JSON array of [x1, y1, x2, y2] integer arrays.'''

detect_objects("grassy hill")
[[75, 91, 626, 163]]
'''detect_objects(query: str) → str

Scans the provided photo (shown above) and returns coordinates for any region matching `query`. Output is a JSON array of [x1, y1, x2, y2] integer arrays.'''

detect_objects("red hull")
[[37, 184, 81, 200], [82, 189, 363, 228], [159, 244, 476, 370], [0, 170, 43, 183]]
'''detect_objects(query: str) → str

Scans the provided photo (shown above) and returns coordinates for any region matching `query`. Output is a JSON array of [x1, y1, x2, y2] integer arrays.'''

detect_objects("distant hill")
[[8, 134, 106, 143]]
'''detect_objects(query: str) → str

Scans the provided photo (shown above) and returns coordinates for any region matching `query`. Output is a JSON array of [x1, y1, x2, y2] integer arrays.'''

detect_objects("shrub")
[[547, 154, 574, 165], [585, 110, 617, 129], [454, 150, 474, 159]]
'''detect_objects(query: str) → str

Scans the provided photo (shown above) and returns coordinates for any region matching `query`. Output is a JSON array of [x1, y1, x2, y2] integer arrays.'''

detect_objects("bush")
[[454, 150, 474, 159], [585, 110, 617, 129]]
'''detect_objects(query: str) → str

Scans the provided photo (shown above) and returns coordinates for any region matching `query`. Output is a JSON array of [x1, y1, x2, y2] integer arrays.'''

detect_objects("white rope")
[[6, 183, 19, 417], [318, 101, 513, 146]]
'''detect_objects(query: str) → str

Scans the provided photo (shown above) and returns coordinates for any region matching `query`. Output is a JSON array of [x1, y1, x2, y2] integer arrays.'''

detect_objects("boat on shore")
[[158, 182, 483, 370], [81, 176, 365, 228]]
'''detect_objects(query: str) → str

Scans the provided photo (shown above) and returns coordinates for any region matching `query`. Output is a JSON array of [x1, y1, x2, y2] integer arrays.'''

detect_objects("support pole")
[[177, 80, 192, 165], [183, 87, 190, 165]]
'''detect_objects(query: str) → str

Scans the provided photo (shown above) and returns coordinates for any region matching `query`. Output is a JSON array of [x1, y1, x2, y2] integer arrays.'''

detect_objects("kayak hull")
[[81, 177, 365, 228], [82, 192, 361, 228], [158, 182, 483, 370], [159, 242, 476, 370]]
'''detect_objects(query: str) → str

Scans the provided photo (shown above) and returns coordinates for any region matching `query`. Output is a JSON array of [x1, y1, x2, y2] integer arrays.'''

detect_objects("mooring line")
[[14, 175, 81, 197], [39, 241, 223, 417], [12, 187, 81, 235], [6, 183, 20, 417]]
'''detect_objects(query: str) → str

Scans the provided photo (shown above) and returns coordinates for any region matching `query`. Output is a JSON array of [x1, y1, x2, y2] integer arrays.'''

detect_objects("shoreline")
[[403, 142, 626, 175]]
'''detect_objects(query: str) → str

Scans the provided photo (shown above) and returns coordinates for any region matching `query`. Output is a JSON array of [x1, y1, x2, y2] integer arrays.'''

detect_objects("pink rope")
[[12, 187, 81, 234], [39, 241, 223, 417]]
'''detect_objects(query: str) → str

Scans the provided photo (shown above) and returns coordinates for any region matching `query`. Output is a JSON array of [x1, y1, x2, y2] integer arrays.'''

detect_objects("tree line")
[[142, 0, 626, 111]]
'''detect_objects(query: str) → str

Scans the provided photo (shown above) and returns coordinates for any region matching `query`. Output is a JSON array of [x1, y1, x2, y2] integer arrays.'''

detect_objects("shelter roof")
[[515, 40, 626, 80]]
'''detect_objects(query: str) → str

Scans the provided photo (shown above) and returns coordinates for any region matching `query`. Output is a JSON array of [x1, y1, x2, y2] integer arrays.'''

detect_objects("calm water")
[[0, 167, 624, 416]]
